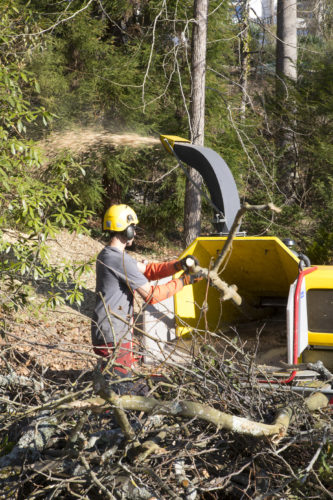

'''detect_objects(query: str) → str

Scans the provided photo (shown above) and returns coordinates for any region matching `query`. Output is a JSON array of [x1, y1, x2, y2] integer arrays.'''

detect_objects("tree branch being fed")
[[213, 202, 281, 274], [186, 202, 282, 306]]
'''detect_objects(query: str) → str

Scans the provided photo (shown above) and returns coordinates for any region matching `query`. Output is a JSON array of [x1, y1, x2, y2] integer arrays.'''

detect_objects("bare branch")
[[213, 202, 282, 274]]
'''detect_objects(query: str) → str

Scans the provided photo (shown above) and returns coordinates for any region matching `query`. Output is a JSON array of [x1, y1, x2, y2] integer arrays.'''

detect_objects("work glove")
[[174, 254, 199, 273], [180, 272, 203, 286]]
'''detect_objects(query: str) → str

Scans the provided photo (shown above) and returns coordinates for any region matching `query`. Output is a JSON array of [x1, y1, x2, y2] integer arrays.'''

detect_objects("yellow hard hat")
[[103, 204, 138, 232]]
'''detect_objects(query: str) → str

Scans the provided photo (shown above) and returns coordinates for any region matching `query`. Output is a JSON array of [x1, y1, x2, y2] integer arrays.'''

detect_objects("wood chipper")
[[143, 135, 333, 394]]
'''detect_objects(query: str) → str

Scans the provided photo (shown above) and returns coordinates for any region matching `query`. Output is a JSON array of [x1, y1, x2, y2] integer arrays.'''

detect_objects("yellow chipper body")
[[174, 239, 333, 371], [174, 236, 299, 335], [299, 266, 333, 368], [157, 134, 333, 374]]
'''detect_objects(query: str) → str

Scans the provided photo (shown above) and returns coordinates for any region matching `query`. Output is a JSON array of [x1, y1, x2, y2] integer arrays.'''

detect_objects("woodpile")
[[0, 333, 331, 499]]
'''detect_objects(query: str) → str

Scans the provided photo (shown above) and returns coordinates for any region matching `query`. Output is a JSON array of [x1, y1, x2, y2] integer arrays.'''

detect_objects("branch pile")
[[0, 337, 332, 500]]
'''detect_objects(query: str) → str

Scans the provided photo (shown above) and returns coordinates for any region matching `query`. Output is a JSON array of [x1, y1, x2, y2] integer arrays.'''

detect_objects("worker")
[[91, 204, 201, 376]]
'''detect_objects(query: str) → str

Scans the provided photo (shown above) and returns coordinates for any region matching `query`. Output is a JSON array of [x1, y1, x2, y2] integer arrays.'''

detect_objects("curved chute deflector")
[[160, 135, 240, 233]]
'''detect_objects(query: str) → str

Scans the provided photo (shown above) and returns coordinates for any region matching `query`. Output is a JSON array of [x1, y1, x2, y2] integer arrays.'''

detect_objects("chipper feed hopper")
[[144, 135, 333, 392]]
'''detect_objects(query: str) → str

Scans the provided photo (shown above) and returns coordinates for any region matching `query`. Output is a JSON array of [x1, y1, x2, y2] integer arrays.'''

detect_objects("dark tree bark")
[[183, 0, 209, 247]]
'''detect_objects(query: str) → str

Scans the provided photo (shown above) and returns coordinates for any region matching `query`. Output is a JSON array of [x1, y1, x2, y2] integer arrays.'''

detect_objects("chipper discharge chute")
[[144, 135, 333, 393]]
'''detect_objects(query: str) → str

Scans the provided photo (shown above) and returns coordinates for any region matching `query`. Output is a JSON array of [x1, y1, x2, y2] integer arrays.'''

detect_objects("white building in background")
[[249, 0, 275, 23], [248, 0, 324, 34]]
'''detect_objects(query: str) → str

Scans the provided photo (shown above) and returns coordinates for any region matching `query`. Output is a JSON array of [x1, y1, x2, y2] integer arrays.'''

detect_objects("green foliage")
[[318, 442, 333, 484], [0, 435, 15, 457], [18, 1, 238, 239], [3, 0, 333, 262], [0, 4, 92, 311], [288, 43, 333, 259], [306, 230, 333, 265], [124, 148, 186, 240], [225, 14, 333, 252], [18, 0, 197, 239]]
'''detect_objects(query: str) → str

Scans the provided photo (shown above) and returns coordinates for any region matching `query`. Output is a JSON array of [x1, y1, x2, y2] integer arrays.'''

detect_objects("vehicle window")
[[307, 289, 333, 333]]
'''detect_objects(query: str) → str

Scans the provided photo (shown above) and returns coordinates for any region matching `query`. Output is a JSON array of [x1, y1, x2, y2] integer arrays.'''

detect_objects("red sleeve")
[[144, 259, 179, 280], [144, 278, 183, 304]]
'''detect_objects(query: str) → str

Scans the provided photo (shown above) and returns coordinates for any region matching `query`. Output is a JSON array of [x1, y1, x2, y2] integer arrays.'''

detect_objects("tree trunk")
[[239, 0, 250, 120], [275, 0, 298, 197], [276, 0, 297, 82], [183, 0, 208, 248]]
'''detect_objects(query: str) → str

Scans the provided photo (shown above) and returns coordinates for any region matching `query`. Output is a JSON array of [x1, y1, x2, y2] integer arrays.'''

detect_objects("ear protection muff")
[[125, 224, 135, 240]]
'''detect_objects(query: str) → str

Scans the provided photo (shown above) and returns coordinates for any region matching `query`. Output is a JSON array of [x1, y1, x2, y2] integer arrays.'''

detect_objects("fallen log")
[[114, 395, 293, 440], [62, 389, 329, 443]]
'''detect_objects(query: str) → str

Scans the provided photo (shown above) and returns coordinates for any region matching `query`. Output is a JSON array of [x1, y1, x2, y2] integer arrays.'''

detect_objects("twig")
[[11, 0, 95, 38], [300, 427, 329, 485], [93, 370, 139, 444], [80, 454, 115, 499], [174, 459, 197, 499], [123, 463, 181, 499]]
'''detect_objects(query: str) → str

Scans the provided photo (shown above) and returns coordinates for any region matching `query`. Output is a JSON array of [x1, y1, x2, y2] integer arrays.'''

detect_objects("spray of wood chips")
[[40, 128, 159, 158]]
